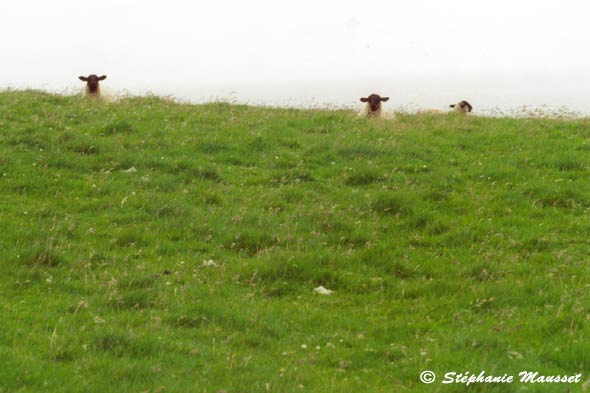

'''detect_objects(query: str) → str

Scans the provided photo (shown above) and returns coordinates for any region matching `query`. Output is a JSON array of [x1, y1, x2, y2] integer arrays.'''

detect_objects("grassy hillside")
[[1, 90, 590, 392]]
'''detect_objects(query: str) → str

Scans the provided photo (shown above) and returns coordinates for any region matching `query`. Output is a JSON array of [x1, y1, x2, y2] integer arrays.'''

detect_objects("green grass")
[[1, 90, 590, 392]]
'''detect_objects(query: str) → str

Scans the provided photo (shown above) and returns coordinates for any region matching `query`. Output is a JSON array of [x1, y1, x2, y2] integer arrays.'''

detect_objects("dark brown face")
[[360, 93, 389, 112], [450, 100, 473, 112], [79, 74, 107, 93], [459, 100, 472, 112]]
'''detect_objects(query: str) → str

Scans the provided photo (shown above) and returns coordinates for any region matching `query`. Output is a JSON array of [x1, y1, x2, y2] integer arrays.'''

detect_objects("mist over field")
[[165, 70, 590, 115], [2, 0, 590, 114]]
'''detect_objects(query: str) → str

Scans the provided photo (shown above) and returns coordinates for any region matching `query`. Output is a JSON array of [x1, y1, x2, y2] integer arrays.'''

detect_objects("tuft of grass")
[[103, 121, 135, 135], [26, 249, 64, 268], [372, 192, 415, 217], [345, 170, 383, 186]]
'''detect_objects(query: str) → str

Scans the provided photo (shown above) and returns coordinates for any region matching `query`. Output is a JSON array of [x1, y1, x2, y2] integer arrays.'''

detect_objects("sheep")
[[449, 100, 473, 113], [78, 74, 108, 100], [359, 94, 390, 118], [417, 100, 473, 115]]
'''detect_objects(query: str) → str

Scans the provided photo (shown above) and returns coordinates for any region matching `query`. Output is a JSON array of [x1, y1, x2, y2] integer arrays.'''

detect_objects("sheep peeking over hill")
[[449, 100, 473, 113], [360, 94, 390, 118], [79, 74, 107, 99], [418, 100, 474, 115]]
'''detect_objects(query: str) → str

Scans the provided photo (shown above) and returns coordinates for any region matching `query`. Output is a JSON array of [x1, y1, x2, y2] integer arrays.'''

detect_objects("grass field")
[[1, 90, 590, 392]]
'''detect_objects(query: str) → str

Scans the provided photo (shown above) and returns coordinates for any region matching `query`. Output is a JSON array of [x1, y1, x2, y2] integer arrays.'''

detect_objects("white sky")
[[2, 0, 590, 112]]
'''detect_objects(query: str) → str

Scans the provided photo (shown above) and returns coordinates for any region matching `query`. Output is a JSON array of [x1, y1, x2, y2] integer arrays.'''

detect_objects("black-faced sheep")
[[360, 94, 390, 118], [79, 74, 107, 99], [449, 100, 473, 113], [418, 100, 474, 115]]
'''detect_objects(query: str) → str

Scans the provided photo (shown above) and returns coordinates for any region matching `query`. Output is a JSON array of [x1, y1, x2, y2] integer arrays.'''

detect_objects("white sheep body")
[[82, 86, 117, 102], [358, 104, 396, 119], [416, 108, 445, 115]]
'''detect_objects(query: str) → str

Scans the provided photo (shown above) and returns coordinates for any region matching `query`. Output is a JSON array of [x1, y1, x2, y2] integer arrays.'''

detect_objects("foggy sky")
[[2, 0, 590, 112]]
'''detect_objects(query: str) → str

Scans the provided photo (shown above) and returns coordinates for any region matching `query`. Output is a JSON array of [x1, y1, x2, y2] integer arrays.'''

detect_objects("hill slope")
[[1, 90, 590, 392]]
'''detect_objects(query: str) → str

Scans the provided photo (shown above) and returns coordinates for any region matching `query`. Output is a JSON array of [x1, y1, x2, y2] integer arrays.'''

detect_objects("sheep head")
[[450, 100, 472, 113], [360, 94, 389, 113], [79, 74, 107, 94]]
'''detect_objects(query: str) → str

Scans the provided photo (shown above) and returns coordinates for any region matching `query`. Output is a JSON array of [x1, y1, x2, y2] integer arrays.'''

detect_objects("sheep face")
[[360, 94, 389, 114], [449, 100, 473, 113], [79, 74, 107, 94]]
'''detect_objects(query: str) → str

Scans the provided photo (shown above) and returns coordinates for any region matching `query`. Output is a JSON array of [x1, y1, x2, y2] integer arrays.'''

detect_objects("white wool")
[[416, 109, 445, 115], [451, 104, 469, 113], [358, 103, 395, 119], [358, 102, 381, 118], [380, 110, 396, 119], [418, 102, 472, 115], [82, 85, 117, 102]]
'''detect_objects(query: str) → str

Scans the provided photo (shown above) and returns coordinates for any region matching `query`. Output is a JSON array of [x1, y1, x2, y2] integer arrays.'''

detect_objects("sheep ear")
[[98, 75, 107, 81], [381, 97, 389, 102], [79, 76, 88, 81], [449, 104, 456, 108], [360, 97, 368, 102]]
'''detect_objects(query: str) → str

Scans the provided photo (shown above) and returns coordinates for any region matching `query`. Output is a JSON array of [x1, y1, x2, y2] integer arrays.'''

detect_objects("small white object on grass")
[[313, 286, 333, 295], [202, 259, 217, 267]]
